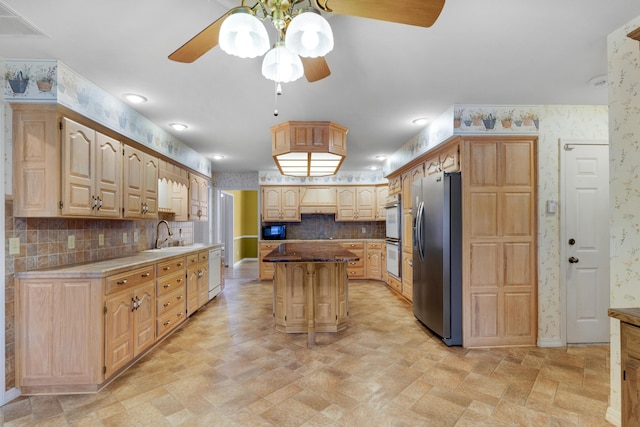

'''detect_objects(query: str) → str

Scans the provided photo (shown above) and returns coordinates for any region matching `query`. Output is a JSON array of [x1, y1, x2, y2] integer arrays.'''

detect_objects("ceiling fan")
[[168, 0, 446, 83]]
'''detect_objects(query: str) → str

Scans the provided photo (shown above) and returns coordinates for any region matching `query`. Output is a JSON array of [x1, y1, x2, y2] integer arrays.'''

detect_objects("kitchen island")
[[263, 242, 359, 347]]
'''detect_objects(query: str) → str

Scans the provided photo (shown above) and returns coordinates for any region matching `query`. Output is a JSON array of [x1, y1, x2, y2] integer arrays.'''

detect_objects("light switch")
[[134, 230, 139, 243], [9, 237, 19, 255], [122, 233, 128, 244], [98, 234, 104, 246], [68, 235, 75, 249]]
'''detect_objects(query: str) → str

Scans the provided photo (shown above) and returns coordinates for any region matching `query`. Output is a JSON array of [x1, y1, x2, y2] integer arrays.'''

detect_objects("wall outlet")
[[68, 235, 75, 249], [361, 227, 367, 234], [133, 230, 139, 243], [122, 233, 128, 244], [9, 237, 19, 255], [98, 234, 104, 246]]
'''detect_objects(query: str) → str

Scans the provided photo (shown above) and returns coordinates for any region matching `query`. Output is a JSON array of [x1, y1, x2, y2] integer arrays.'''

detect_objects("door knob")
[[568, 257, 579, 264]]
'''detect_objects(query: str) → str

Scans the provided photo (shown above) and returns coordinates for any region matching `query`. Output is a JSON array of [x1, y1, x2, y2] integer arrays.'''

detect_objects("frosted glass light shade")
[[285, 9, 333, 58], [219, 8, 270, 58], [261, 42, 304, 83], [275, 152, 343, 176]]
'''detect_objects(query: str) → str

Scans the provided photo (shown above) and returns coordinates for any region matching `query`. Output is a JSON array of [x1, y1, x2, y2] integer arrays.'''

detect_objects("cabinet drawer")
[[186, 252, 200, 266], [105, 266, 154, 295], [157, 303, 186, 338], [347, 267, 364, 278], [157, 286, 186, 317], [157, 271, 186, 297], [347, 259, 363, 268], [366, 242, 382, 250], [341, 242, 364, 250], [198, 250, 209, 263], [623, 323, 640, 358], [157, 256, 186, 278], [388, 275, 402, 292]]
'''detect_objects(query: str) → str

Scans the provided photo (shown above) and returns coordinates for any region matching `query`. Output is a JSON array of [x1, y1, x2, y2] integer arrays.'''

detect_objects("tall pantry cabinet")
[[387, 136, 537, 347]]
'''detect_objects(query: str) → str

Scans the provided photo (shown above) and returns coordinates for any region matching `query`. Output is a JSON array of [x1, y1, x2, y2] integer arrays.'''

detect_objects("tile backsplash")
[[273, 214, 385, 240]]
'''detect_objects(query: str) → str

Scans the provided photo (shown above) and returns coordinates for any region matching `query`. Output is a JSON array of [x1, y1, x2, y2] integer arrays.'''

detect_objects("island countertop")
[[263, 242, 359, 263]]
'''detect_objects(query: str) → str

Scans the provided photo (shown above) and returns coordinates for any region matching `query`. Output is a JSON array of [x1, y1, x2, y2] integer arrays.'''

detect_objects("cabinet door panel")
[[95, 133, 121, 217], [123, 147, 144, 218], [62, 118, 94, 216], [143, 154, 159, 216], [133, 283, 156, 356], [105, 292, 134, 377]]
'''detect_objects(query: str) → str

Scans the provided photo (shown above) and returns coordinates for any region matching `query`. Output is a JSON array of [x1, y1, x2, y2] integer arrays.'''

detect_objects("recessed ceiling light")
[[123, 93, 147, 104], [212, 154, 224, 160], [370, 166, 379, 171], [375, 155, 387, 161], [412, 117, 429, 125], [169, 123, 188, 131]]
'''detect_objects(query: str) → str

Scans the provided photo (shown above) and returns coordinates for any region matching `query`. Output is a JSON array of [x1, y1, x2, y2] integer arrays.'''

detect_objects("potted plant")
[[453, 108, 464, 128], [520, 112, 537, 127], [500, 109, 514, 128], [482, 113, 497, 130], [5, 68, 30, 94], [469, 112, 484, 126], [36, 66, 56, 92]]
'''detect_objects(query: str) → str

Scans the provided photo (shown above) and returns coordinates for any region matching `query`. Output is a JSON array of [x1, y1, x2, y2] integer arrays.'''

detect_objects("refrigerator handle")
[[416, 201, 425, 262]]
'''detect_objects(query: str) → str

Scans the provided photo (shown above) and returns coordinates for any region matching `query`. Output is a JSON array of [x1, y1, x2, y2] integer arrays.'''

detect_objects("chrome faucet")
[[155, 220, 173, 249]]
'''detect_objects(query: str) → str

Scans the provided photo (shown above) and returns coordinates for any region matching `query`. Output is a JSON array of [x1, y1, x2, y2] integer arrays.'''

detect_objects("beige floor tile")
[[2, 261, 614, 426]]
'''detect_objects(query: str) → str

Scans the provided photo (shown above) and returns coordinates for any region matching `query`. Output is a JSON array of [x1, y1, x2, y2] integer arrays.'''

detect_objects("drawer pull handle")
[[163, 302, 171, 308], [163, 284, 171, 289], [163, 266, 170, 271], [117, 279, 128, 285], [177, 263, 183, 267], [177, 278, 183, 283], [141, 273, 150, 278], [177, 312, 184, 318], [163, 320, 171, 326], [177, 295, 183, 300]]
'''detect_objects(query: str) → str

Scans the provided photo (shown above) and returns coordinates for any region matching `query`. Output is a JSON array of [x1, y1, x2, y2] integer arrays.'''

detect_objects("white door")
[[562, 141, 609, 343]]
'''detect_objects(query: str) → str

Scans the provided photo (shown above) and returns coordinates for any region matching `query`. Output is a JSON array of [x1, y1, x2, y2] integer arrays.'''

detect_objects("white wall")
[[607, 15, 640, 426]]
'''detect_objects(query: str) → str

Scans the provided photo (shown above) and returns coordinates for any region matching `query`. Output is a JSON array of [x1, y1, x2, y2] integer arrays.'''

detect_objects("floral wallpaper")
[[258, 170, 387, 185], [607, 15, 640, 424], [2, 59, 211, 177]]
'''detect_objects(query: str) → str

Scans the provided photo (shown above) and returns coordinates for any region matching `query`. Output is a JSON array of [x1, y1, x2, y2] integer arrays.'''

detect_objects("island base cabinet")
[[16, 278, 104, 393], [273, 262, 348, 334]]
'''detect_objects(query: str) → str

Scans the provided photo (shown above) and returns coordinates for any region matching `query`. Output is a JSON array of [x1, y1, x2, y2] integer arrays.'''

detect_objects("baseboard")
[[606, 405, 621, 427], [3, 387, 21, 405], [537, 337, 564, 347]]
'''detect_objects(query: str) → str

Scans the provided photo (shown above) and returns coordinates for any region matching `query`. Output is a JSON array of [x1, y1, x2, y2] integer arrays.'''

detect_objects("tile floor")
[[2, 261, 612, 426]]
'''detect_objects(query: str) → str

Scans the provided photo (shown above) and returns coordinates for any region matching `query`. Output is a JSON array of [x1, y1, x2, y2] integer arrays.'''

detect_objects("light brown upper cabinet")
[[123, 145, 159, 219], [299, 186, 336, 214], [262, 186, 301, 222], [375, 185, 388, 221], [336, 186, 376, 221], [60, 118, 122, 217], [12, 105, 123, 218], [189, 173, 209, 222]]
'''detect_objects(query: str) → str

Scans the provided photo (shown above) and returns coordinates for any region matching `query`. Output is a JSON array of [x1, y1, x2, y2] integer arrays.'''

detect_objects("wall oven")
[[385, 194, 401, 279]]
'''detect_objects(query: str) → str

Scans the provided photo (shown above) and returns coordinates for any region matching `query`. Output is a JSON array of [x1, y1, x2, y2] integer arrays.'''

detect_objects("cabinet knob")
[[117, 279, 128, 285], [141, 273, 150, 278], [163, 283, 171, 289], [163, 302, 171, 308]]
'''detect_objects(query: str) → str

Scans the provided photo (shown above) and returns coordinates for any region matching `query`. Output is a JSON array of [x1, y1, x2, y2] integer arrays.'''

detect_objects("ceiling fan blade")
[[168, 11, 231, 63], [317, 0, 445, 28], [301, 56, 331, 82]]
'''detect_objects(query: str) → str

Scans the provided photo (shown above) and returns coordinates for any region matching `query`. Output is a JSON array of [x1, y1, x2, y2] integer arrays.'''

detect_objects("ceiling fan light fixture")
[[285, 8, 333, 58], [219, 7, 270, 59], [262, 42, 304, 83]]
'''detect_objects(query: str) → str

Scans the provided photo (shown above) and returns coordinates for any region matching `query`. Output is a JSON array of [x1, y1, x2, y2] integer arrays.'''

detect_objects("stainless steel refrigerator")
[[412, 171, 462, 346]]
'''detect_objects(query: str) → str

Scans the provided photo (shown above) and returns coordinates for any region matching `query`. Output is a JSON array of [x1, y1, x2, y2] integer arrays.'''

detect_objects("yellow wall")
[[228, 190, 258, 263]]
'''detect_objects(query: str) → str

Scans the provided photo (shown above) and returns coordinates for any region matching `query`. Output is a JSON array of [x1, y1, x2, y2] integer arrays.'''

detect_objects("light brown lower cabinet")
[[273, 262, 348, 333], [187, 250, 210, 316], [15, 254, 195, 394]]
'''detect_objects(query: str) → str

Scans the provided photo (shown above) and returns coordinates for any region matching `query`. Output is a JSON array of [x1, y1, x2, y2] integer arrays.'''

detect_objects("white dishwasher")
[[208, 248, 222, 299]]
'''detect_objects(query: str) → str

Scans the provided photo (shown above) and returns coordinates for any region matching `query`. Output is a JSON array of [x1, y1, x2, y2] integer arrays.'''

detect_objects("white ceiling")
[[1, 0, 639, 174]]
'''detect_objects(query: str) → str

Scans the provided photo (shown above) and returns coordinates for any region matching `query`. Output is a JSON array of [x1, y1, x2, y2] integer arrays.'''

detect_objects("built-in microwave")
[[262, 225, 286, 240]]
